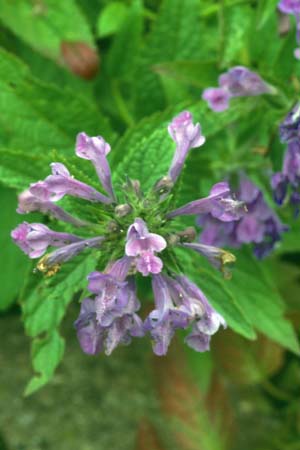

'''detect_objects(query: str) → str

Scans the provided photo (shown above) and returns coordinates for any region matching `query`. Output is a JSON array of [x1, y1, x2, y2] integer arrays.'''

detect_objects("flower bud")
[[154, 176, 174, 195], [114, 204, 132, 218], [60, 41, 100, 80]]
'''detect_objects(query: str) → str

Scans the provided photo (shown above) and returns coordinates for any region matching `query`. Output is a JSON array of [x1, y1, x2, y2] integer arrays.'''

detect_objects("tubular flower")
[[278, 0, 300, 57], [199, 176, 287, 259], [12, 111, 244, 356], [202, 66, 274, 112], [272, 104, 300, 215]]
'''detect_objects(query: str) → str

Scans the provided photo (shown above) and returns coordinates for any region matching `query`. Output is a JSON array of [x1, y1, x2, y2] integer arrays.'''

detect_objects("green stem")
[[111, 80, 135, 127], [262, 379, 294, 402]]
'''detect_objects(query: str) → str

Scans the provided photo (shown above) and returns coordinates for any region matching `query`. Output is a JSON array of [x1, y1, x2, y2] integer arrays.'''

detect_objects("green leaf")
[[0, 48, 115, 155], [107, 0, 143, 81], [221, 5, 254, 66], [152, 60, 219, 88], [0, 186, 30, 310], [113, 97, 265, 192], [22, 252, 97, 393], [0, 0, 94, 61], [23, 253, 97, 337], [133, 0, 204, 117], [97, 2, 128, 38], [256, 0, 278, 29], [25, 330, 65, 396], [228, 248, 300, 354]]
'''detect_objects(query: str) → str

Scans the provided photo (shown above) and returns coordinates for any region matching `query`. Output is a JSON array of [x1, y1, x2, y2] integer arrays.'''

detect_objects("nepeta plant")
[[12, 111, 245, 356]]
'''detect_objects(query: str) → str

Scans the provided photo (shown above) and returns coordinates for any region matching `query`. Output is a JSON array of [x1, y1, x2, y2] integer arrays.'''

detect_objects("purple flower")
[[144, 274, 226, 355], [74, 277, 144, 356], [125, 218, 166, 276], [200, 176, 287, 258], [219, 66, 273, 97], [76, 132, 115, 201], [203, 66, 273, 112], [278, 0, 300, 14], [37, 236, 104, 274], [202, 87, 231, 112], [12, 111, 231, 357], [279, 103, 300, 143], [272, 106, 300, 214], [17, 189, 87, 227], [11, 222, 82, 258], [167, 111, 205, 183], [87, 257, 133, 326], [167, 181, 246, 221], [30, 163, 112, 204]]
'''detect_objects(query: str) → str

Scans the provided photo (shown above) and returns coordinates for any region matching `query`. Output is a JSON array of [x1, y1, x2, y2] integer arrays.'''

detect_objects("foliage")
[[0, 1, 300, 449]]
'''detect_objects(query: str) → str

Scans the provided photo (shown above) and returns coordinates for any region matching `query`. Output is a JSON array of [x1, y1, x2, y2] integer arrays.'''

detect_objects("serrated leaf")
[[228, 248, 300, 354], [0, 48, 115, 164], [133, 0, 204, 117], [0, 0, 94, 61], [22, 253, 97, 337], [25, 330, 65, 396], [0, 186, 30, 310]]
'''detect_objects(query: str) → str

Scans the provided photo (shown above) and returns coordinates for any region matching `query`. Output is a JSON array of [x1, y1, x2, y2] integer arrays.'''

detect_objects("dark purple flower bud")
[[202, 87, 231, 112], [167, 111, 205, 183], [11, 222, 82, 258], [74, 298, 104, 355], [167, 182, 246, 221], [219, 66, 273, 97], [30, 163, 112, 204], [278, 0, 300, 14], [181, 242, 236, 279], [279, 103, 300, 143], [37, 236, 104, 274], [76, 132, 115, 201], [17, 189, 87, 227]]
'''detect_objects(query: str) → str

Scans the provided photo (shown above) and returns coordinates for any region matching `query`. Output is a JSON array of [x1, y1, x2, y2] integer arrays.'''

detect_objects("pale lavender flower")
[[167, 181, 245, 221], [144, 274, 226, 355], [75, 277, 144, 356], [125, 218, 166, 276], [167, 111, 205, 183], [11, 222, 82, 258], [278, 0, 300, 14], [219, 66, 273, 97], [30, 163, 112, 204], [17, 189, 87, 227], [76, 132, 115, 200], [37, 236, 104, 273], [203, 66, 273, 112], [202, 87, 231, 112]]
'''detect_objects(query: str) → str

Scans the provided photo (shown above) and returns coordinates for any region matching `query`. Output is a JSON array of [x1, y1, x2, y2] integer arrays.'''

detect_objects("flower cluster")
[[272, 103, 300, 216], [278, 0, 300, 58], [202, 66, 273, 112], [199, 176, 287, 259], [12, 111, 246, 356]]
